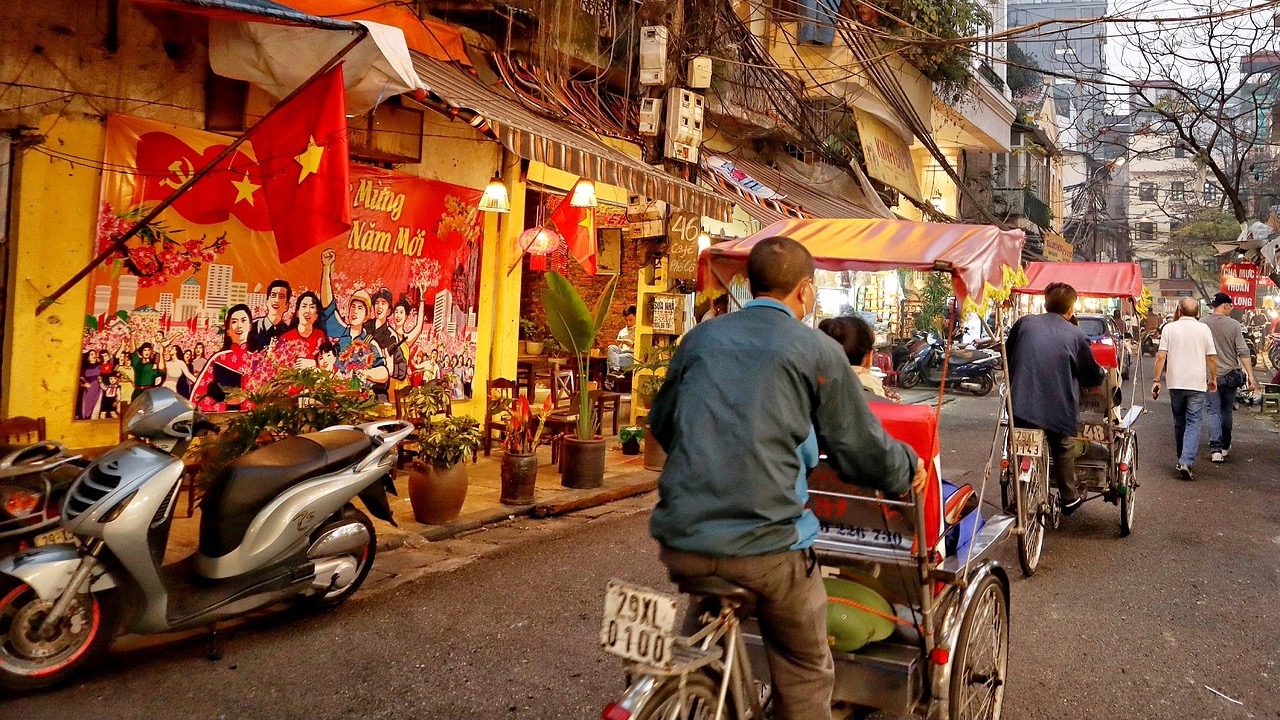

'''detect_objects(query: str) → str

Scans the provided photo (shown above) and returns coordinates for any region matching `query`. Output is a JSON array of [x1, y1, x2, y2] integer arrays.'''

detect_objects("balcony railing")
[[994, 187, 1052, 230]]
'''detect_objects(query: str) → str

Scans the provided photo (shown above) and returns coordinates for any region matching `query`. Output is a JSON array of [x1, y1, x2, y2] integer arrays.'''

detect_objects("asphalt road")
[[5, 359, 1279, 719]]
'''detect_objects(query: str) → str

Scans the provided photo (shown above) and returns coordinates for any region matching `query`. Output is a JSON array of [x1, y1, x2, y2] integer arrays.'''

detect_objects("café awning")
[[701, 153, 883, 224], [411, 54, 735, 223], [1015, 262, 1146, 300]]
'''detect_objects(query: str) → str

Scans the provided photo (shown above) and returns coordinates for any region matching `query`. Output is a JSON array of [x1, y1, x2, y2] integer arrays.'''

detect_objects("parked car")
[[1076, 313, 1133, 380]]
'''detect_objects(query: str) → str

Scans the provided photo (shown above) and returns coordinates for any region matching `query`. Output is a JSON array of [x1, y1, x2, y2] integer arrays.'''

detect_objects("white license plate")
[[601, 580, 677, 666], [34, 528, 73, 547], [1012, 429, 1043, 458], [1080, 422, 1108, 442]]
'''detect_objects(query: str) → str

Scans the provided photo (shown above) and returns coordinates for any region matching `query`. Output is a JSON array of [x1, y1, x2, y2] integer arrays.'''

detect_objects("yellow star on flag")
[[295, 135, 325, 184], [231, 173, 260, 205]]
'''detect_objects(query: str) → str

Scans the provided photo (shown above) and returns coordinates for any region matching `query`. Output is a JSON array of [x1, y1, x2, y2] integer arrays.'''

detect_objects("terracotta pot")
[[642, 434, 667, 472], [560, 436, 607, 489], [500, 452, 538, 505], [407, 459, 468, 524]]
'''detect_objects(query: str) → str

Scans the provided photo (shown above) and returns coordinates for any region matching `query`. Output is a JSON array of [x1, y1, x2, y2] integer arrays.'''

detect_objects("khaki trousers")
[[659, 546, 833, 720]]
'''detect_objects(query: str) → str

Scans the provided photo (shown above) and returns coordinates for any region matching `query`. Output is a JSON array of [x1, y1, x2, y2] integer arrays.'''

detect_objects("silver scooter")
[[0, 387, 412, 692]]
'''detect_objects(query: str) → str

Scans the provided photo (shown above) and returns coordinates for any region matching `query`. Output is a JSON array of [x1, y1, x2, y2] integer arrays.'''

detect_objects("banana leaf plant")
[[542, 271, 619, 441]]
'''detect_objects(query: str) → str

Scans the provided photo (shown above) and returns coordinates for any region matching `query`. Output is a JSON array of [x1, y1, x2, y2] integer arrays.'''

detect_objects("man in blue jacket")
[[649, 235, 923, 720]]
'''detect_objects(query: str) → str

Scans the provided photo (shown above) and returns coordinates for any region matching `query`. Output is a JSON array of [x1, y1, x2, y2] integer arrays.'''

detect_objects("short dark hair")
[[395, 295, 413, 314], [624, 305, 637, 318], [818, 316, 876, 365], [267, 279, 292, 299], [372, 287, 393, 306], [747, 236, 814, 298], [1044, 282, 1077, 315]]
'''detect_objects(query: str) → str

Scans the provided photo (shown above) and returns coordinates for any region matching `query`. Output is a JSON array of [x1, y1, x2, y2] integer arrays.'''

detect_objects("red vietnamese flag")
[[134, 131, 271, 231], [251, 63, 352, 264], [547, 199, 597, 275]]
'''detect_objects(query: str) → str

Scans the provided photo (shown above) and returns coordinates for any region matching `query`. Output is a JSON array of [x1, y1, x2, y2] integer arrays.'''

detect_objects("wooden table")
[[516, 355, 568, 400]]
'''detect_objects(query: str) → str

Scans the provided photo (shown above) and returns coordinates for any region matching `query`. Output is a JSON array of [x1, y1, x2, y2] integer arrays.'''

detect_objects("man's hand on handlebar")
[[909, 458, 928, 497]]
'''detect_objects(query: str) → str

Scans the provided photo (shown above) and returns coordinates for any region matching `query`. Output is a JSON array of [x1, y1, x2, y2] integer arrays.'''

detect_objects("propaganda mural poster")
[[76, 115, 483, 421]]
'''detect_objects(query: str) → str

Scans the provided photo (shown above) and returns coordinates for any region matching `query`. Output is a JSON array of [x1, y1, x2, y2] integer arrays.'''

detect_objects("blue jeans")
[[1205, 383, 1238, 452], [1170, 389, 1206, 467]]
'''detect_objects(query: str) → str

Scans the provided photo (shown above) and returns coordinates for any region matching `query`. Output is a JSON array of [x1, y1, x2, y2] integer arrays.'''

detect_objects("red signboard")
[[1220, 263, 1259, 310]]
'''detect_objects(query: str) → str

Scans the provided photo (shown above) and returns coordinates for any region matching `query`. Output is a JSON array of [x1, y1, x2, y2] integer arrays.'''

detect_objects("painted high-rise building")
[[156, 293, 174, 318], [247, 292, 267, 314], [116, 275, 139, 312], [229, 282, 248, 306], [180, 275, 201, 302], [434, 288, 455, 336], [93, 285, 112, 318], [205, 263, 232, 311], [175, 298, 201, 322]]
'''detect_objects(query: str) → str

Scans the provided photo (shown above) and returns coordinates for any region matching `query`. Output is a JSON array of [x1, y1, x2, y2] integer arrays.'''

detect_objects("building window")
[[1174, 143, 1187, 159], [1169, 181, 1184, 202], [1138, 221, 1155, 241], [1203, 182, 1218, 202], [1203, 257, 1221, 273], [1169, 261, 1187, 279], [1138, 182, 1156, 201], [1139, 259, 1156, 278]]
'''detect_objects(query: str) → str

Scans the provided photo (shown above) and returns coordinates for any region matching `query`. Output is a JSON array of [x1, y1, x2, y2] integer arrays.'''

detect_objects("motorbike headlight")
[[2, 488, 42, 517]]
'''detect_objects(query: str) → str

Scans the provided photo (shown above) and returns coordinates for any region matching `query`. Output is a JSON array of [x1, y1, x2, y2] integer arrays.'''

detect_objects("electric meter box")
[[639, 26, 669, 86], [638, 98, 662, 135], [663, 88, 705, 163], [688, 56, 712, 89]]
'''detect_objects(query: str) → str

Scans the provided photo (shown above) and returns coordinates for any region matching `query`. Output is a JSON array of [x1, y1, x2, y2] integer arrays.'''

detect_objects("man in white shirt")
[[1152, 297, 1218, 481], [608, 305, 637, 373]]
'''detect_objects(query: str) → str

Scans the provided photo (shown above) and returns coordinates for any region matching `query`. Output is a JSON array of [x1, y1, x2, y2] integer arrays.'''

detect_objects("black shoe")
[[1061, 497, 1084, 516], [1177, 464, 1194, 481]]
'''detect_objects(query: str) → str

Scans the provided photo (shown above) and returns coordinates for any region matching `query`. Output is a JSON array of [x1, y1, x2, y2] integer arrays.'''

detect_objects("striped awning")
[[701, 153, 880, 224], [411, 53, 733, 223]]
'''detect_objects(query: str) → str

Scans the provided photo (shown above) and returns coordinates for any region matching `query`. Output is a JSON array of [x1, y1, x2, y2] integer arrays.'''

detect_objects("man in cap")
[[1201, 292, 1257, 463], [319, 249, 387, 386], [1152, 297, 1217, 480]]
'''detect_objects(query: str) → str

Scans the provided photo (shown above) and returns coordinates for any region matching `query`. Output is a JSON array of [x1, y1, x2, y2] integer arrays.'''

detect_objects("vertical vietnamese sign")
[[666, 211, 701, 281], [1220, 263, 1259, 310]]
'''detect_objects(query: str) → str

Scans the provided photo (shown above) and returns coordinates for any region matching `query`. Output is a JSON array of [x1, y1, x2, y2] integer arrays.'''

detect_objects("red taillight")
[[1100, 337, 1115, 346], [3, 490, 41, 517], [1118, 463, 1130, 473], [1000, 459, 1009, 469], [602, 703, 632, 720], [931, 647, 951, 665]]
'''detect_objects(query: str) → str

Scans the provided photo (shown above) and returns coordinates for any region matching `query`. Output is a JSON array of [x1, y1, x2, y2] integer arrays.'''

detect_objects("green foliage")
[[541, 271, 619, 440], [518, 318, 543, 342], [415, 415, 483, 468], [401, 379, 452, 420], [1006, 42, 1043, 96], [874, 0, 992, 102], [190, 368, 379, 489], [632, 343, 676, 408], [912, 272, 953, 333]]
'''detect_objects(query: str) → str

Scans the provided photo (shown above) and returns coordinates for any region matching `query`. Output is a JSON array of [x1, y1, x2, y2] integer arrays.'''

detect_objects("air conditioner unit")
[[638, 98, 662, 135], [688, 56, 712, 89], [663, 88, 704, 164], [639, 26, 669, 86]]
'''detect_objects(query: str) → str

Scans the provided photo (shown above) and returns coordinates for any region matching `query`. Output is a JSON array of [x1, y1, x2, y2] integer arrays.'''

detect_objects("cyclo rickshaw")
[[1003, 262, 1146, 564], [599, 218, 1030, 720]]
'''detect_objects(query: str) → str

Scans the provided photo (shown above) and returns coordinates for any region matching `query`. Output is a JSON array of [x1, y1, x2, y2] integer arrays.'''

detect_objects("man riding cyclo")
[[648, 235, 927, 720]]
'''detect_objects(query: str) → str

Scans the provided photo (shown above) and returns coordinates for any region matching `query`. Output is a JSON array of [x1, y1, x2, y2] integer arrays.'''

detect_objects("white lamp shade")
[[569, 179, 597, 208], [479, 177, 510, 213]]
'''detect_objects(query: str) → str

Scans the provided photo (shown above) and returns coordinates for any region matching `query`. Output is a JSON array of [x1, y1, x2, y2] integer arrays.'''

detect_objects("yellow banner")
[[1043, 231, 1073, 262], [854, 110, 921, 203]]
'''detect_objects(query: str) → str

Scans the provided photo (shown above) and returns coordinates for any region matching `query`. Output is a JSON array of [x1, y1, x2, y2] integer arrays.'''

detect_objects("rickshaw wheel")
[[948, 573, 1009, 720], [1119, 434, 1137, 537], [1016, 459, 1047, 577]]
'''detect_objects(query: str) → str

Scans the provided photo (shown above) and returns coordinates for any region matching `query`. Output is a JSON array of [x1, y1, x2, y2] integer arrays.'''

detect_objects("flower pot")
[[640, 416, 666, 472], [619, 426, 643, 456], [500, 452, 539, 505], [560, 436, 607, 489], [525, 341, 545, 356], [407, 459, 468, 524]]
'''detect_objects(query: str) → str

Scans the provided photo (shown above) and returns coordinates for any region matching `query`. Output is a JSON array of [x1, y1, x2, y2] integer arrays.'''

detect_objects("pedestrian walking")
[[1201, 293, 1257, 463], [1152, 297, 1217, 481]]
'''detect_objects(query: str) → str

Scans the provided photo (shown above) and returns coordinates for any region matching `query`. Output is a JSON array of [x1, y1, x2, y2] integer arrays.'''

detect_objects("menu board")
[[666, 211, 701, 281]]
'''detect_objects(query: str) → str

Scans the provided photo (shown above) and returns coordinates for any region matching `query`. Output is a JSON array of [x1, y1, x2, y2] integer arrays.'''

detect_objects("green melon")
[[824, 577, 896, 653]]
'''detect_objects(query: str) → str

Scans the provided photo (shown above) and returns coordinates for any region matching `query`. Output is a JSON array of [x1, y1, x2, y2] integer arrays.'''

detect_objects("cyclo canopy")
[[695, 218, 1025, 556], [1013, 261, 1145, 301]]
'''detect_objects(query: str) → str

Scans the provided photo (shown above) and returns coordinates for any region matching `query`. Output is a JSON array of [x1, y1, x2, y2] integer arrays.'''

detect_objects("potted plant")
[[542, 334, 566, 359], [404, 378, 483, 524], [520, 318, 545, 356], [541, 270, 618, 489], [631, 344, 675, 471], [489, 392, 553, 505]]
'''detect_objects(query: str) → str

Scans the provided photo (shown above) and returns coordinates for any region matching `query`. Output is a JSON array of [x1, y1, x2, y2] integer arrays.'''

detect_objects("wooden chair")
[[551, 370, 576, 408], [483, 378, 520, 456], [0, 416, 45, 445], [595, 389, 623, 435]]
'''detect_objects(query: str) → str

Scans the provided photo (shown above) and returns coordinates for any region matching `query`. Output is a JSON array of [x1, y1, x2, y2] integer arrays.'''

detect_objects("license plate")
[[601, 580, 678, 666], [34, 528, 73, 547], [1012, 429, 1043, 458], [1080, 422, 1108, 442]]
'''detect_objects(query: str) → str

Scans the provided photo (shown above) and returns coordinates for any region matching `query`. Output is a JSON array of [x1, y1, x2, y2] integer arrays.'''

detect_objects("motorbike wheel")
[[899, 366, 922, 389], [0, 578, 118, 692], [970, 374, 995, 397], [298, 506, 377, 611]]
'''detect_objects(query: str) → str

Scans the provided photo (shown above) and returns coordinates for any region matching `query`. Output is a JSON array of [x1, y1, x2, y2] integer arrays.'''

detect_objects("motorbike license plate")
[[1080, 422, 1108, 442], [34, 528, 73, 547], [1012, 429, 1043, 458], [601, 580, 677, 666]]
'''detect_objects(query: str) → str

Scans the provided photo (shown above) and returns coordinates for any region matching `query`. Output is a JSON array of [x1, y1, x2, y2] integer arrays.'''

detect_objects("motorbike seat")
[[199, 430, 373, 558], [948, 348, 986, 363]]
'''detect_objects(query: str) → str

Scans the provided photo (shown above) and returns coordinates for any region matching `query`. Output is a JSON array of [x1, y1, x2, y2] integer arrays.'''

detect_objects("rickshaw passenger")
[[1007, 282, 1106, 515], [648, 236, 926, 720], [818, 315, 899, 402]]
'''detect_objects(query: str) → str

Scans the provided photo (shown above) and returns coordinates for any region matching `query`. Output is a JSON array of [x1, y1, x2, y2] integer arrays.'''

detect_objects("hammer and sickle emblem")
[[159, 158, 195, 190]]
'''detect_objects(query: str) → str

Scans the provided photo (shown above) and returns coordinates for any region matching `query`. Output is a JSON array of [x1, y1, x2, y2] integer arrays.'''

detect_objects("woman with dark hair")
[[279, 290, 327, 365], [819, 315, 891, 400], [78, 350, 104, 420], [161, 344, 196, 398], [191, 303, 253, 412]]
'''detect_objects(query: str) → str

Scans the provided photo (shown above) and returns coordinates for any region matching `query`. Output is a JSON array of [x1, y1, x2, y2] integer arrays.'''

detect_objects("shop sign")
[[667, 212, 701, 281], [1221, 262, 1259, 309], [704, 155, 787, 200], [77, 115, 483, 422], [650, 294, 683, 335], [854, 109, 922, 203], [1043, 231, 1073, 262]]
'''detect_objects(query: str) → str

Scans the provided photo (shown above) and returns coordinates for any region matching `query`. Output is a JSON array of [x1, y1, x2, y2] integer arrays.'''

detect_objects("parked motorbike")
[[898, 331, 1000, 396], [0, 387, 412, 691], [1141, 327, 1161, 357], [0, 442, 84, 557]]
